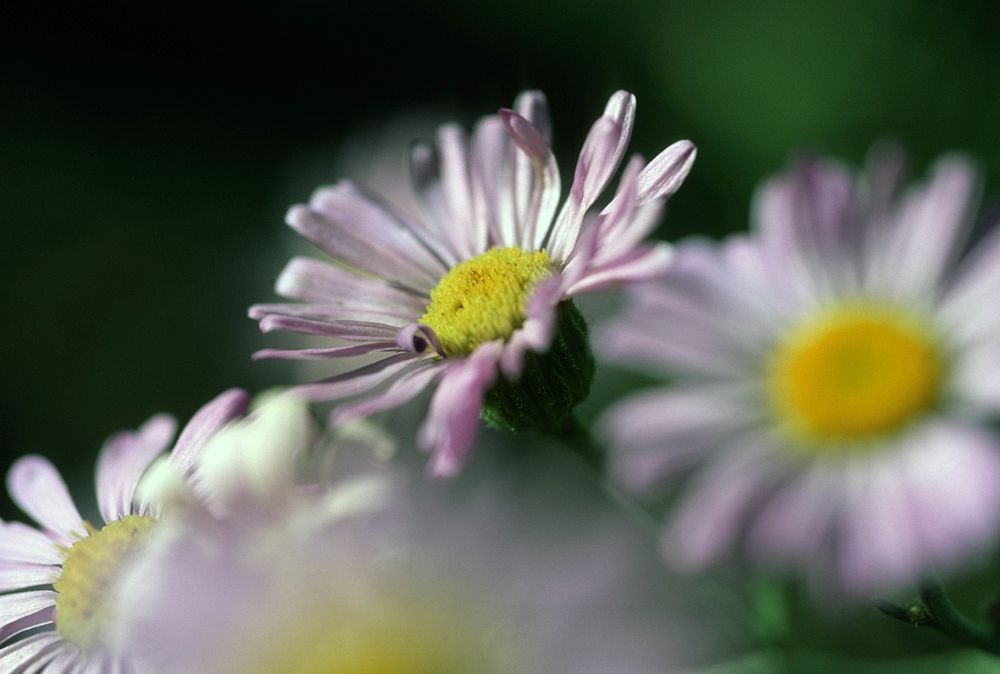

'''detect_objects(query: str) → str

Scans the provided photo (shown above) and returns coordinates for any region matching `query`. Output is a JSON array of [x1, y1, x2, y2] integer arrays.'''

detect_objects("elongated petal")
[[252, 341, 398, 362], [0, 591, 55, 626], [564, 243, 673, 296], [96, 414, 176, 523], [330, 363, 445, 423], [0, 522, 62, 566], [547, 91, 636, 262], [297, 353, 421, 401], [0, 563, 59, 592], [878, 155, 977, 300], [499, 274, 562, 378], [498, 109, 561, 250], [275, 257, 426, 312], [288, 185, 442, 292], [0, 632, 60, 669], [169, 389, 250, 478], [420, 343, 502, 477], [6, 458, 83, 544], [0, 606, 53, 646]]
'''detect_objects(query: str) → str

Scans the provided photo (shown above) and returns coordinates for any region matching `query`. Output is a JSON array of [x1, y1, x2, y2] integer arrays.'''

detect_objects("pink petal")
[[420, 342, 502, 478], [498, 274, 561, 378], [745, 462, 840, 569], [498, 109, 561, 250], [0, 590, 55, 626], [408, 141, 464, 266], [0, 522, 63, 565], [470, 116, 509, 247], [288, 184, 442, 292], [0, 563, 59, 592], [169, 389, 250, 477], [564, 243, 673, 297], [95, 414, 176, 523], [0, 606, 53, 646], [938, 217, 1000, 345], [297, 353, 421, 401], [253, 314, 402, 341], [0, 632, 61, 669], [634, 140, 697, 205], [752, 157, 858, 304], [663, 442, 778, 569], [252, 341, 398, 361], [566, 156, 643, 279], [547, 91, 635, 263], [6, 458, 84, 545], [330, 363, 445, 424], [274, 257, 426, 313], [602, 386, 755, 493], [249, 302, 413, 326], [513, 89, 552, 143], [499, 108, 551, 164], [878, 155, 976, 300]]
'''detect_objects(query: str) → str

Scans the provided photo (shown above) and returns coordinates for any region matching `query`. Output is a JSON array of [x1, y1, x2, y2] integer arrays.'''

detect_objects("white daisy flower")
[[251, 89, 695, 476], [601, 147, 1000, 594], [0, 389, 248, 672]]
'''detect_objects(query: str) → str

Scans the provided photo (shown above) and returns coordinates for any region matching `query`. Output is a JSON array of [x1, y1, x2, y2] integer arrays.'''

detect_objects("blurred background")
[[3, 1, 1000, 670]]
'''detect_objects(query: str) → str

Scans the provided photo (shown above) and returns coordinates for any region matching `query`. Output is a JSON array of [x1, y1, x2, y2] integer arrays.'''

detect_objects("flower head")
[[251, 90, 696, 476], [601, 146, 1000, 595], [114, 426, 720, 674], [0, 389, 249, 671]]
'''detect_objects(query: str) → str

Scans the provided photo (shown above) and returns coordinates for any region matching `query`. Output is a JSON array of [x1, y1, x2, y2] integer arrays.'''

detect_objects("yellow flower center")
[[230, 596, 515, 674], [420, 247, 553, 356], [767, 304, 942, 446], [54, 514, 156, 650]]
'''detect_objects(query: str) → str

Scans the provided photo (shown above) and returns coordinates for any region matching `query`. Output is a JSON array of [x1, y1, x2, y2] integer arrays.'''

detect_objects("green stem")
[[918, 579, 1000, 655], [875, 577, 1000, 656]]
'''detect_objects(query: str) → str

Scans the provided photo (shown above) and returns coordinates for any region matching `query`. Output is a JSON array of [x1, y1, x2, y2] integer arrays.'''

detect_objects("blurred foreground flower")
[[113, 424, 722, 673], [0, 388, 249, 672], [251, 90, 695, 476], [602, 147, 1000, 595]]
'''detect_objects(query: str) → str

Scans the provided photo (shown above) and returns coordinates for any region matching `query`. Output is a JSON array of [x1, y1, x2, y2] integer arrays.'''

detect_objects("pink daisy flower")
[[114, 425, 723, 674], [0, 389, 249, 672], [250, 90, 696, 476], [601, 147, 1000, 595]]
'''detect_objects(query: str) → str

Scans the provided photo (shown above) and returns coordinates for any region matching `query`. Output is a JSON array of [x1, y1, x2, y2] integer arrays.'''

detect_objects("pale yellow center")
[[54, 514, 156, 650], [230, 596, 513, 674], [420, 246, 552, 356], [767, 305, 942, 445]]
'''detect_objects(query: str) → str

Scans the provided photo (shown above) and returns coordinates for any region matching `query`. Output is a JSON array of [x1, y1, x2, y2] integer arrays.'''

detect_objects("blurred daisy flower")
[[250, 90, 696, 476], [113, 421, 723, 674], [0, 388, 249, 672], [601, 147, 1000, 595]]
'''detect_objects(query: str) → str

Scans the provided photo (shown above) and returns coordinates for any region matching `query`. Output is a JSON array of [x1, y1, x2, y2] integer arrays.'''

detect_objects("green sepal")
[[481, 300, 595, 438]]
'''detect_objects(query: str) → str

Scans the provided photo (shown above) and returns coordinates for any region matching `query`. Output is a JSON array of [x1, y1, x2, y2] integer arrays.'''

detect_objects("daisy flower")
[[0, 388, 249, 672], [250, 90, 696, 476], [114, 420, 723, 674], [600, 147, 1000, 595]]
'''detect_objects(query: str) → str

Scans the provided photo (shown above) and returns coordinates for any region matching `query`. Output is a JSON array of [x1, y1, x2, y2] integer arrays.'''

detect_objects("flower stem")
[[875, 577, 1000, 655]]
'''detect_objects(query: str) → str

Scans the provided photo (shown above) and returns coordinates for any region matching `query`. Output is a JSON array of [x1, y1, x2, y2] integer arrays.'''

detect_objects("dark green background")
[[2, 2, 1000, 668]]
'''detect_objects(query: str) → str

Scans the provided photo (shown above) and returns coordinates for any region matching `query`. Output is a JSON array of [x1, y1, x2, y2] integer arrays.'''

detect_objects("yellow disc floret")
[[54, 514, 156, 650], [768, 303, 943, 445], [420, 247, 553, 356]]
